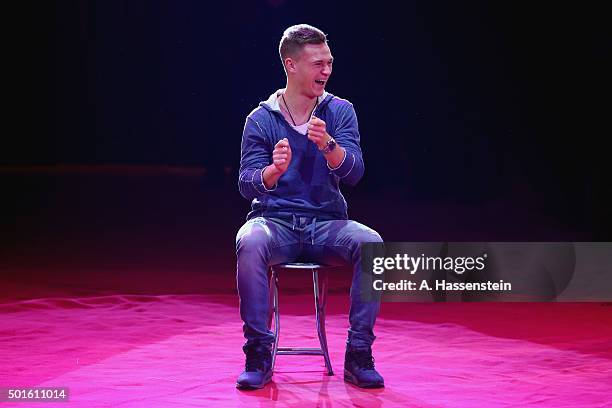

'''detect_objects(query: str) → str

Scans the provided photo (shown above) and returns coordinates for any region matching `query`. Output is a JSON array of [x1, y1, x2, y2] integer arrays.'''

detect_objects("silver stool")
[[268, 263, 334, 376]]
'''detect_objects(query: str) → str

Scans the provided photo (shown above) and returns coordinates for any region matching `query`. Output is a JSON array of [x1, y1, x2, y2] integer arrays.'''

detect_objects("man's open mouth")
[[315, 80, 326, 85]]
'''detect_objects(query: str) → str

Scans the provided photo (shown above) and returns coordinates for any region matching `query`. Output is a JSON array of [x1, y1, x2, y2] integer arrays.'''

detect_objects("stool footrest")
[[277, 347, 324, 355]]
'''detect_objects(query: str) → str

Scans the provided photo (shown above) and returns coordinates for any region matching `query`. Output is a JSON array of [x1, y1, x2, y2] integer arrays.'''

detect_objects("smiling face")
[[285, 43, 333, 98]]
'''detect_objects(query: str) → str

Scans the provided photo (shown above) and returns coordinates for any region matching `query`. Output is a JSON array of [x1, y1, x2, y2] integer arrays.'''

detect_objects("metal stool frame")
[[268, 263, 334, 376]]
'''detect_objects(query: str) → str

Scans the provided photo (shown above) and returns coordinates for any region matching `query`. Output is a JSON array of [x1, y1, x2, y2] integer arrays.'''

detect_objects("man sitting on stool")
[[235, 24, 384, 390]]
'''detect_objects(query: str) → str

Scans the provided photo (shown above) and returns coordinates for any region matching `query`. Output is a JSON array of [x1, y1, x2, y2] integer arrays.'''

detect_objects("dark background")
[[2, 1, 610, 296]]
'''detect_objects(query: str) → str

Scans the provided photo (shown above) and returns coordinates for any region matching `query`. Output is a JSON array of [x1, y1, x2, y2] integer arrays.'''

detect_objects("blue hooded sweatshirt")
[[238, 89, 365, 221]]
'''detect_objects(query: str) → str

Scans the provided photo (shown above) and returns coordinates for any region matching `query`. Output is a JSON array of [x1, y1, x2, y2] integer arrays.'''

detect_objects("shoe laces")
[[351, 348, 375, 370]]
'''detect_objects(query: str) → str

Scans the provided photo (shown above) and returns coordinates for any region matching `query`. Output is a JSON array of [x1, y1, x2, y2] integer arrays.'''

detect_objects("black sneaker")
[[344, 347, 384, 388], [236, 344, 273, 390]]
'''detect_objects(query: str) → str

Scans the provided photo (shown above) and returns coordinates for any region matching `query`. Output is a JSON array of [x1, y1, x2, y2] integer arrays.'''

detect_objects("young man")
[[235, 24, 384, 389]]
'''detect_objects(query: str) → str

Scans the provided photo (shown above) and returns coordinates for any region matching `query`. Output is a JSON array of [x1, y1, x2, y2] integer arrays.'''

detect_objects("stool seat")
[[269, 262, 334, 375], [277, 262, 323, 269]]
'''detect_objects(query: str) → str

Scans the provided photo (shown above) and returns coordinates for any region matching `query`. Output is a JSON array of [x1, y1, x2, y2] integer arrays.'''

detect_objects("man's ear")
[[285, 57, 296, 73]]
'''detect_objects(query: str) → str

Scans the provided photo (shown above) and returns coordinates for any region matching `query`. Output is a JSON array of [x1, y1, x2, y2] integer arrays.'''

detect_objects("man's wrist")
[[319, 135, 337, 154], [318, 133, 332, 150], [263, 164, 282, 177], [326, 147, 347, 170], [262, 165, 281, 190]]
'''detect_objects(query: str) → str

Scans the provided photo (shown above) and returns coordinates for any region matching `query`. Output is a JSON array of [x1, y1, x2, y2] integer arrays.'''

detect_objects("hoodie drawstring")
[[310, 217, 317, 245], [289, 214, 316, 244]]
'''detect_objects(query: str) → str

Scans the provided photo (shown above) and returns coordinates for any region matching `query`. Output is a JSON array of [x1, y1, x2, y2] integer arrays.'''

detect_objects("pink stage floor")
[[2, 290, 611, 407]]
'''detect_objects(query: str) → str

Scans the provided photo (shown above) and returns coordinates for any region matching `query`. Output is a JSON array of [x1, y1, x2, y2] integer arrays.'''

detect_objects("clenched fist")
[[307, 115, 331, 150], [272, 137, 292, 173]]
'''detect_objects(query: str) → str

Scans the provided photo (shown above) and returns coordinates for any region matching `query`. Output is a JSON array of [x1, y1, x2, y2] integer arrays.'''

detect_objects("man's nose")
[[321, 65, 332, 76]]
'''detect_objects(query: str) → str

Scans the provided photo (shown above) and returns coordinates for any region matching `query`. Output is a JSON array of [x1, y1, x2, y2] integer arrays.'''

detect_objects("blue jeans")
[[235, 215, 383, 350]]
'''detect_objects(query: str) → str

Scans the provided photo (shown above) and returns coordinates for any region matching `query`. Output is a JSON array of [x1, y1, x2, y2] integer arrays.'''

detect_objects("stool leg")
[[267, 268, 274, 329], [270, 268, 280, 372], [313, 269, 334, 375]]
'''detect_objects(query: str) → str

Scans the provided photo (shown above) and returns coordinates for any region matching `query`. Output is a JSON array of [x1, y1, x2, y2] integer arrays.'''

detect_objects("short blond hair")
[[279, 24, 327, 63]]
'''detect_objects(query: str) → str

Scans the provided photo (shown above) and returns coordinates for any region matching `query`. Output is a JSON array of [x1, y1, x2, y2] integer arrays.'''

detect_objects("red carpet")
[[2, 175, 609, 406], [2, 291, 611, 407]]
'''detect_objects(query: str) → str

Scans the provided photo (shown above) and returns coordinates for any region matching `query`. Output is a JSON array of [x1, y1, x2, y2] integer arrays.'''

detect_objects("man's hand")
[[307, 116, 331, 150], [308, 115, 346, 169], [262, 138, 291, 189], [272, 137, 292, 173]]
